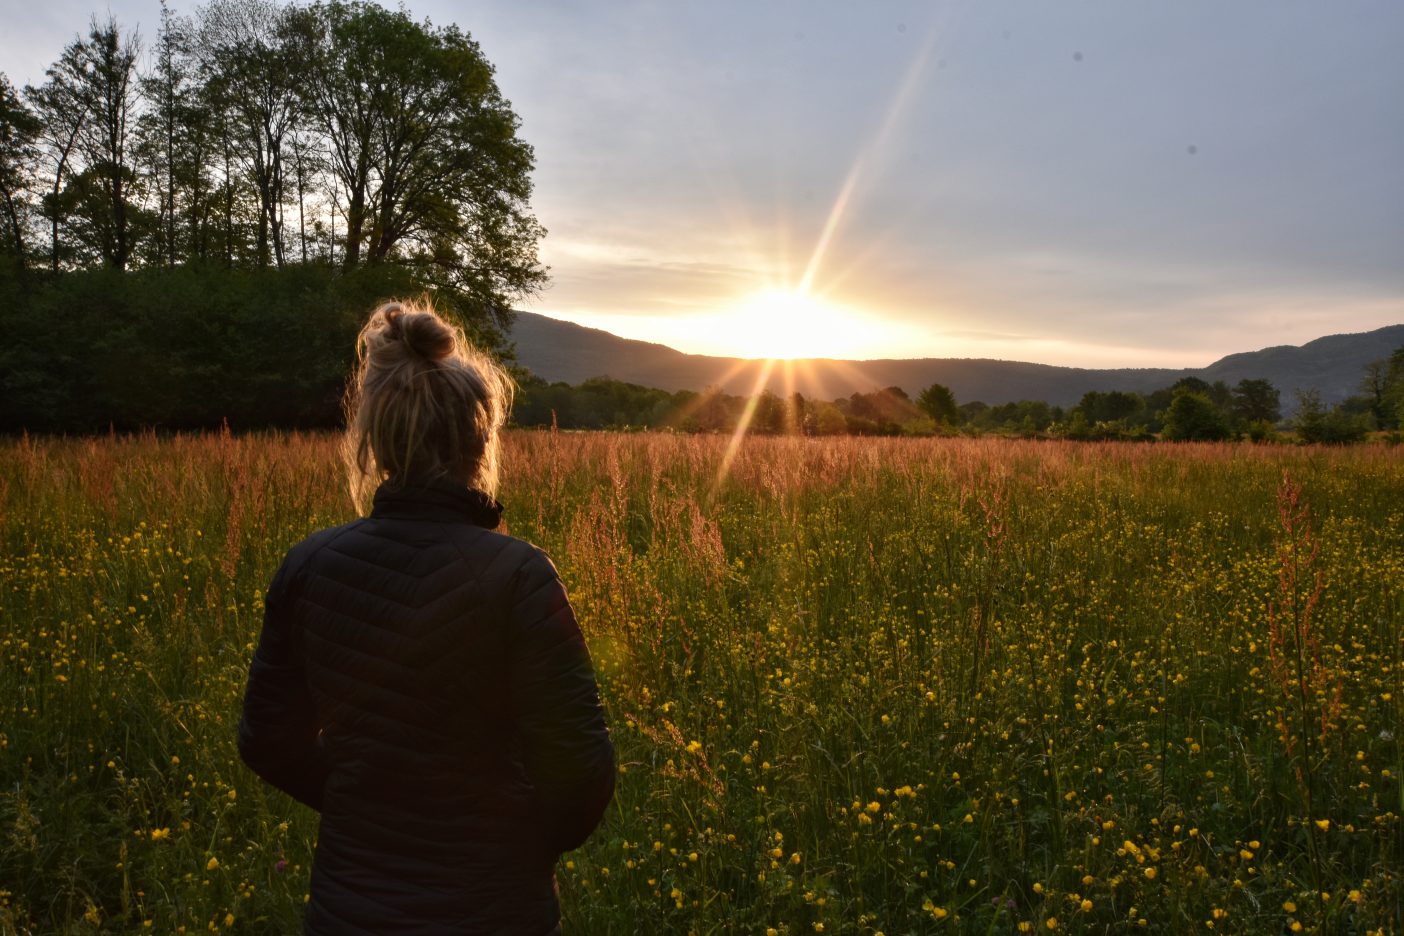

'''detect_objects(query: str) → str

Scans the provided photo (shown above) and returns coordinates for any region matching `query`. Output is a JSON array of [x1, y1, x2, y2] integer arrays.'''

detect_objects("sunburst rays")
[[697, 9, 962, 488]]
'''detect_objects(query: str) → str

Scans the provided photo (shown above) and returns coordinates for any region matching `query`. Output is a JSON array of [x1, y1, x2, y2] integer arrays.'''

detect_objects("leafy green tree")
[[136, 0, 215, 267], [917, 382, 958, 425], [1293, 388, 1367, 444], [25, 42, 90, 271], [72, 16, 143, 270], [1387, 346, 1404, 431], [198, 0, 305, 268], [1357, 349, 1404, 431], [1162, 392, 1231, 441], [1170, 376, 1212, 397], [1231, 378, 1281, 425], [302, 0, 545, 329], [814, 402, 847, 435], [751, 390, 785, 434], [1077, 390, 1141, 424], [0, 75, 40, 267]]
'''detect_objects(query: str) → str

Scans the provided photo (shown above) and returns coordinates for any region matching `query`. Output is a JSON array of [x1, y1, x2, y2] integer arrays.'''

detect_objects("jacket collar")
[[370, 476, 504, 529]]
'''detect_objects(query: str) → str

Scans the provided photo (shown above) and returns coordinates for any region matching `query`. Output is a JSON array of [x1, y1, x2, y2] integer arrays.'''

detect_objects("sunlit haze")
[[6, 1, 1401, 366]]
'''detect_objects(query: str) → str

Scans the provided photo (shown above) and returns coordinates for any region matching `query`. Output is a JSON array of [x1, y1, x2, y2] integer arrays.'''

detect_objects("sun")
[[722, 289, 872, 360]]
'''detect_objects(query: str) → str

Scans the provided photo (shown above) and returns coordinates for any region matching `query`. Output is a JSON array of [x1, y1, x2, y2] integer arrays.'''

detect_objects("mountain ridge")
[[508, 312, 1404, 408]]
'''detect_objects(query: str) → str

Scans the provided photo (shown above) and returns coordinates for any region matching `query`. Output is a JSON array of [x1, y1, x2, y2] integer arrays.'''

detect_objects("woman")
[[238, 301, 614, 935]]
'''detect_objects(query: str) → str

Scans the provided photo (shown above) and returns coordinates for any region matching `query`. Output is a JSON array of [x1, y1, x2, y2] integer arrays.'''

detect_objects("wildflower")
[[206, 857, 219, 871], [1143, 868, 1156, 880], [1314, 819, 1330, 831], [151, 828, 171, 842]]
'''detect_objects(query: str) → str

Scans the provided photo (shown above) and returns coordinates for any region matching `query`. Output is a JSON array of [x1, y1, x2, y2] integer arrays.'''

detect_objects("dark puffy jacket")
[[238, 478, 615, 935]]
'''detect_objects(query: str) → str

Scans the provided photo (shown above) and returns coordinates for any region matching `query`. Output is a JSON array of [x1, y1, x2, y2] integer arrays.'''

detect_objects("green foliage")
[[961, 399, 1058, 436], [1076, 389, 1142, 424], [1293, 388, 1369, 445], [300, 0, 546, 312], [1245, 419, 1279, 443], [1162, 391, 1231, 441], [916, 382, 958, 425], [1374, 345, 1404, 431], [0, 74, 40, 262], [0, 261, 418, 431], [11, 0, 544, 325], [1232, 378, 1281, 425]]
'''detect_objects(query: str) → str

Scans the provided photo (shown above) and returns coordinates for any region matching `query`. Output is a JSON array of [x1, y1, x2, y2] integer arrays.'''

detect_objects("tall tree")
[[1358, 359, 1390, 428], [1294, 387, 1367, 444], [26, 42, 91, 271], [136, 0, 200, 267], [0, 75, 41, 268], [74, 15, 143, 270], [1231, 378, 1281, 425], [305, 1, 546, 323], [917, 382, 959, 425], [198, 0, 303, 267], [1162, 392, 1230, 441]]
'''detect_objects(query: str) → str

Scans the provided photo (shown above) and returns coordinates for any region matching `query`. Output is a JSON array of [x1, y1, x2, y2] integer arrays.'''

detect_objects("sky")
[[4, 1, 1402, 366]]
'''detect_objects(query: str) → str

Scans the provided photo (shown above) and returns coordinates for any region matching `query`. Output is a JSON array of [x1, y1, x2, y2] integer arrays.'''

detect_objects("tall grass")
[[1, 432, 1400, 934]]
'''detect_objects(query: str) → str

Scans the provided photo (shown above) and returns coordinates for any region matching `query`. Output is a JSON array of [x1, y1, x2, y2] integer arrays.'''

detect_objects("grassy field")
[[0, 431, 1400, 934]]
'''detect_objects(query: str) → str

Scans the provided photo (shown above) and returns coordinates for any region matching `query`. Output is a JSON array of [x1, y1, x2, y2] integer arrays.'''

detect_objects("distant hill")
[[508, 312, 1404, 409]]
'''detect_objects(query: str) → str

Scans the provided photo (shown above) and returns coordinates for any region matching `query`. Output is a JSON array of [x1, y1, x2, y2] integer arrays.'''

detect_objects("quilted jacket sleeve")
[[237, 549, 329, 810], [507, 548, 615, 854]]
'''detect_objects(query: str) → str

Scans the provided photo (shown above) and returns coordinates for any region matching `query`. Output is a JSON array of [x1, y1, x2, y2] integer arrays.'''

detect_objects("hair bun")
[[380, 303, 455, 362]]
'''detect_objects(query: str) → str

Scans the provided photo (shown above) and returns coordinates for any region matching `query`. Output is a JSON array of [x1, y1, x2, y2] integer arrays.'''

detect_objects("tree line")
[[515, 350, 1404, 444], [1, 0, 542, 298], [0, 0, 544, 431]]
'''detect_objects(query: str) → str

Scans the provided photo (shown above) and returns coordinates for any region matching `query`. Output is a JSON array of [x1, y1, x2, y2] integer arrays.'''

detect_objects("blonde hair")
[[343, 300, 514, 512]]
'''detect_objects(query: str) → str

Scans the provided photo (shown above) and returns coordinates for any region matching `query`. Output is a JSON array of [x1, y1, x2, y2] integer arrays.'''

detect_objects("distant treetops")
[[513, 349, 1404, 444]]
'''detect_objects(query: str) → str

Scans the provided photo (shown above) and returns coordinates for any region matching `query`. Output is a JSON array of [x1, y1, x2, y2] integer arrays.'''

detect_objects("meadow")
[[0, 431, 1400, 934]]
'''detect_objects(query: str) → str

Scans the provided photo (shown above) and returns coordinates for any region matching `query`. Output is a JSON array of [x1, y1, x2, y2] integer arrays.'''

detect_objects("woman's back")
[[238, 303, 613, 935]]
